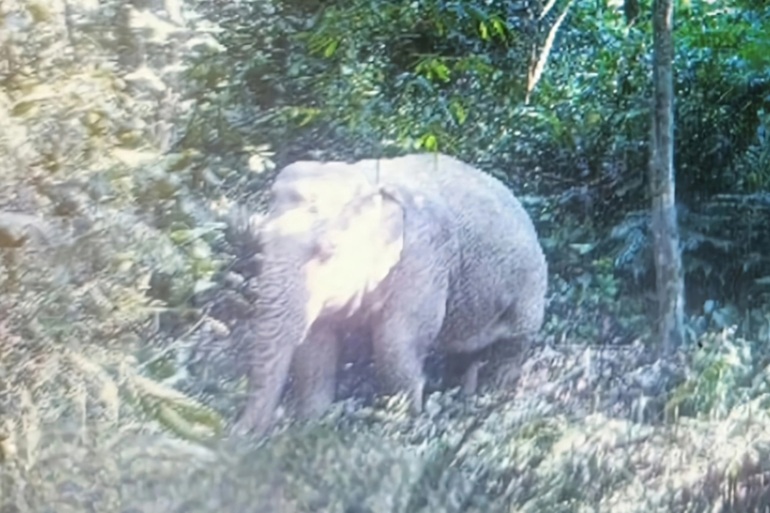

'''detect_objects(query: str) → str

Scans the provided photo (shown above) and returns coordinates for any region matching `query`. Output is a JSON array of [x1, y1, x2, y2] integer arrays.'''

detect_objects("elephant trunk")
[[235, 258, 310, 436]]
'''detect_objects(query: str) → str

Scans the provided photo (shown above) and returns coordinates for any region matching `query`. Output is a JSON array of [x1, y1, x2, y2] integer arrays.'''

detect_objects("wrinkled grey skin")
[[234, 153, 547, 437]]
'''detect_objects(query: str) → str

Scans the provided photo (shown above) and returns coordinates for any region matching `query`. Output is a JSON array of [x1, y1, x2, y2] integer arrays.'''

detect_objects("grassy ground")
[[3, 336, 770, 513]]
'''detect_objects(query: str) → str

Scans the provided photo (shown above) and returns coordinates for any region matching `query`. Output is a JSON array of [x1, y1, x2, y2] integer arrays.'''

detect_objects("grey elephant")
[[234, 153, 547, 436]]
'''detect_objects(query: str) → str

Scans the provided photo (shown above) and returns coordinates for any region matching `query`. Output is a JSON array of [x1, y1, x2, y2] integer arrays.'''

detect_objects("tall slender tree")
[[649, 0, 685, 353]]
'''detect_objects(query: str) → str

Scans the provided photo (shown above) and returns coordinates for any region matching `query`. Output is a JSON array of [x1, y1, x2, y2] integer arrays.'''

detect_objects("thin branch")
[[526, 0, 574, 104], [539, 0, 559, 20]]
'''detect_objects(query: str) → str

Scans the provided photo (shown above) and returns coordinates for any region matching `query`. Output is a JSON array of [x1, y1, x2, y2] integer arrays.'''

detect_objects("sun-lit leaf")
[[26, 1, 51, 23], [491, 17, 507, 40], [479, 21, 489, 40], [11, 101, 40, 117], [449, 98, 467, 125], [324, 38, 340, 58], [569, 243, 596, 255], [417, 133, 439, 151]]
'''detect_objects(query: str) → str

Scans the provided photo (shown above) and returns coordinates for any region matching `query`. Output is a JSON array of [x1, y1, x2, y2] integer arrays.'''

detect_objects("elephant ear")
[[305, 184, 407, 314]]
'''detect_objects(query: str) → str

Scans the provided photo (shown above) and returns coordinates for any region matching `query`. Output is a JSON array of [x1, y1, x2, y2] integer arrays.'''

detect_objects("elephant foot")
[[400, 376, 426, 415], [231, 406, 271, 437], [460, 360, 483, 396]]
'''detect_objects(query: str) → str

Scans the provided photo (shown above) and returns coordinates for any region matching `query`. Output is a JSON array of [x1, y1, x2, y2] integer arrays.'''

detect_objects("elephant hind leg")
[[441, 304, 535, 398], [290, 321, 341, 421], [371, 286, 447, 414], [372, 328, 427, 414], [443, 352, 485, 396]]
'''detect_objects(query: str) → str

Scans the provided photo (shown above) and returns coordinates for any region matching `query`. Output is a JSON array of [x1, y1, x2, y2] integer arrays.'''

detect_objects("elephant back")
[[365, 153, 547, 353]]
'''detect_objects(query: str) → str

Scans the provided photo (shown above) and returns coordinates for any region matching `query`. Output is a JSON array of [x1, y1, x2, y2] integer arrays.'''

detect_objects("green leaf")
[[415, 58, 451, 83], [432, 60, 451, 82], [170, 229, 192, 245], [479, 21, 489, 40], [11, 101, 40, 117], [570, 243, 596, 255], [449, 99, 468, 125], [287, 107, 322, 127], [324, 39, 339, 58], [418, 133, 439, 151], [491, 17, 507, 40]]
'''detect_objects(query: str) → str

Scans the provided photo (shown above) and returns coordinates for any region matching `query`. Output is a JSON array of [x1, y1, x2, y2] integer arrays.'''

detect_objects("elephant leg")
[[290, 321, 341, 421], [460, 360, 482, 396], [234, 326, 296, 436], [371, 283, 447, 414], [442, 351, 485, 396]]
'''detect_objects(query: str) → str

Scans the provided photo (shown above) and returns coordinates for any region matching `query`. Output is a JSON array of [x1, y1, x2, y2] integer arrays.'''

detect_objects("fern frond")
[[127, 372, 224, 442], [67, 351, 121, 424]]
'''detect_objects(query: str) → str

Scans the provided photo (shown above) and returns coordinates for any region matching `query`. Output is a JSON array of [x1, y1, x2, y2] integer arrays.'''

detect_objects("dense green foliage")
[[186, 0, 770, 344]]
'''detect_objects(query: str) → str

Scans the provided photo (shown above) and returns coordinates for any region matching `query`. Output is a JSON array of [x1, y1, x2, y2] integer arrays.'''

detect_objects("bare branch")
[[526, 0, 574, 104]]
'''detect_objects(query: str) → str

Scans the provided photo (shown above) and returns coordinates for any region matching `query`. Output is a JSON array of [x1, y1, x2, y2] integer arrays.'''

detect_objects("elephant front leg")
[[233, 326, 296, 437], [290, 321, 341, 421]]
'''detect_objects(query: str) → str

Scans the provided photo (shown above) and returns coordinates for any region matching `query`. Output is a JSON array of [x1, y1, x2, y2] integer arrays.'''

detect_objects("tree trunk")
[[649, 0, 685, 354]]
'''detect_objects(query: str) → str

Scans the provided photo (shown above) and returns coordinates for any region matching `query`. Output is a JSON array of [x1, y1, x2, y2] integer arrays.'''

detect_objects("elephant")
[[233, 152, 548, 437]]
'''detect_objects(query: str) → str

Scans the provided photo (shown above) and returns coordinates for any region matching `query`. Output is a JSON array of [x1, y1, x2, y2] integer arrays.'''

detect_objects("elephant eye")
[[273, 186, 306, 205], [312, 239, 334, 262], [279, 195, 300, 208]]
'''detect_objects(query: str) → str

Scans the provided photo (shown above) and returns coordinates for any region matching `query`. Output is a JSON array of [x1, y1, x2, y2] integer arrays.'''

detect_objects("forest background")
[[1, 0, 770, 511]]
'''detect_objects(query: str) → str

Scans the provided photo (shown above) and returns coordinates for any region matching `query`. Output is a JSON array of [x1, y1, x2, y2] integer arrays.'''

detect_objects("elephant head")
[[233, 162, 418, 436], [234, 153, 547, 438]]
